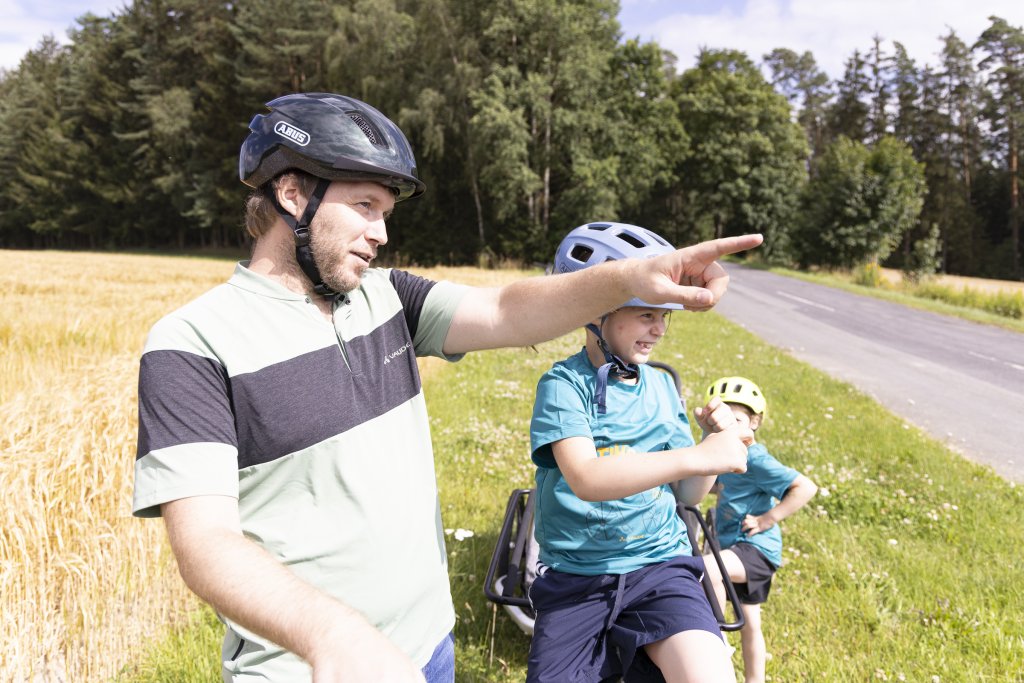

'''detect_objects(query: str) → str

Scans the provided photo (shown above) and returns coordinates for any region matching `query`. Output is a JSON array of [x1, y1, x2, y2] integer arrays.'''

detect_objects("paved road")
[[714, 263, 1024, 483]]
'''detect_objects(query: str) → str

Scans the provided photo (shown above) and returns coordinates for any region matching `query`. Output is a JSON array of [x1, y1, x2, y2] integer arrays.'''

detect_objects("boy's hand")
[[697, 430, 749, 475], [695, 396, 735, 434], [695, 397, 754, 447], [741, 513, 772, 536]]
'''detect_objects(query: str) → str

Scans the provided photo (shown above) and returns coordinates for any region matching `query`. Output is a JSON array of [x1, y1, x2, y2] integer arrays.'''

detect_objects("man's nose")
[[366, 217, 388, 246]]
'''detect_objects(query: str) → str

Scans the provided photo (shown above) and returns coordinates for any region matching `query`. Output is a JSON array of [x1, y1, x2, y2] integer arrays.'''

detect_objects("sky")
[[1, 0, 127, 70], [2, 0, 1024, 78], [618, 0, 1024, 79]]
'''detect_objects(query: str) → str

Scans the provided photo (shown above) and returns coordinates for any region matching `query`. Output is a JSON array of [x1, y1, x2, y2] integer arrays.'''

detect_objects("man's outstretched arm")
[[443, 233, 762, 354]]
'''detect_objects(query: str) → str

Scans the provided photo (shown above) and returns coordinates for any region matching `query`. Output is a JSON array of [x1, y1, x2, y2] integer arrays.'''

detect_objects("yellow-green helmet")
[[706, 376, 766, 416]]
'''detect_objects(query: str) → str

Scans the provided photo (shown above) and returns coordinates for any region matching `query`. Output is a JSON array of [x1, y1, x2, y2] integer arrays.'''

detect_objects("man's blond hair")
[[243, 171, 320, 240]]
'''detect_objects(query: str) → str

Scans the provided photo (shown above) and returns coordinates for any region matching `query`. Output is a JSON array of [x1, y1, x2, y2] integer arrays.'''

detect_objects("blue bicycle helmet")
[[553, 222, 682, 413], [554, 222, 684, 310]]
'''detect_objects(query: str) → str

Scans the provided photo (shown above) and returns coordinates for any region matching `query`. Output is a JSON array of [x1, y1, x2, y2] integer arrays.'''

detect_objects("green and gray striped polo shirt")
[[133, 262, 468, 681]]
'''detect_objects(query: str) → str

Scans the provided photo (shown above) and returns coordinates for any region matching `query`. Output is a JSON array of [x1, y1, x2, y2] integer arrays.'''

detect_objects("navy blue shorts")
[[729, 543, 778, 605], [526, 554, 721, 683]]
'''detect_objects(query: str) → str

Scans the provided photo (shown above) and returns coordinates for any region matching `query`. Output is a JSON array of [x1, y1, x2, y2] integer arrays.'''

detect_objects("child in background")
[[527, 222, 752, 683], [703, 376, 818, 683]]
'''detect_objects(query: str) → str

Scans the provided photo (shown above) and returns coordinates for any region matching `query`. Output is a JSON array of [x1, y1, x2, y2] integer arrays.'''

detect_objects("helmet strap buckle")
[[268, 178, 334, 295]]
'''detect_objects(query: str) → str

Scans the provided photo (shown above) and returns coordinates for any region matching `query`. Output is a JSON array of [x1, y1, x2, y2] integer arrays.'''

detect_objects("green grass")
[[114, 608, 223, 682], [912, 280, 1024, 320], [117, 310, 1024, 682]]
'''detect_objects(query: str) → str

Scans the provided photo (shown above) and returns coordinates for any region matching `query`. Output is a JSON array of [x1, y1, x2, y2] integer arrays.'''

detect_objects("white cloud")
[[0, 1, 126, 71], [637, 0, 1024, 79]]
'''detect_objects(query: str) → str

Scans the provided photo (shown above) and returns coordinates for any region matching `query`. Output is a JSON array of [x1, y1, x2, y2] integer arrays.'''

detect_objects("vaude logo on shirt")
[[384, 342, 412, 364], [274, 121, 310, 146]]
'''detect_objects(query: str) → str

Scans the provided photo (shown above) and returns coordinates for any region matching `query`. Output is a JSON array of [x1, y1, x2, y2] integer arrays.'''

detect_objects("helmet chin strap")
[[585, 318, 639, 415], [267, 178, 335, 296]]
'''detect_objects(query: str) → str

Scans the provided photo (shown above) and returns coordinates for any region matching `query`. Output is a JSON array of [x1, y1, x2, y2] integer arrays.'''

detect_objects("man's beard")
[[308, 219, 365, 295]]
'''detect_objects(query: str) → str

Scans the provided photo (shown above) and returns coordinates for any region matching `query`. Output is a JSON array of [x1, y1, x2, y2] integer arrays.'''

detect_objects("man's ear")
[[273, 176, 307, 219], [749, 414, 763, 431]]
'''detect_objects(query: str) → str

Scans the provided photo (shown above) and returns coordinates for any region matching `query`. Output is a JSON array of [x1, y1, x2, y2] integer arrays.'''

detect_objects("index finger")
[[684, 233, 764, 263]]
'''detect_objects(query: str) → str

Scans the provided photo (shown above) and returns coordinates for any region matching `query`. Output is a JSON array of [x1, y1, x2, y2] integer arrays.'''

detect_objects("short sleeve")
[[530, 368, 592, 468], [393, 271, 469, 360], [132, 319, 240, 517], [747, 446, 799, 500]]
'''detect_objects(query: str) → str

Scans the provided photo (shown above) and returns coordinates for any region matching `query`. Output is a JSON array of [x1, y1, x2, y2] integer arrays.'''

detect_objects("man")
[[132, 92, 762, 683]]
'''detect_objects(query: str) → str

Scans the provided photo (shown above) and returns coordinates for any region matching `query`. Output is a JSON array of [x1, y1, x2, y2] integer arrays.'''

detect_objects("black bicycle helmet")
[[239, 92, 425, 200]]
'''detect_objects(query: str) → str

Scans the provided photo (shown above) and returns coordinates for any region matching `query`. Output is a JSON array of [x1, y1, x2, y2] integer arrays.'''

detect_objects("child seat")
[[483, 361, 746, 636]]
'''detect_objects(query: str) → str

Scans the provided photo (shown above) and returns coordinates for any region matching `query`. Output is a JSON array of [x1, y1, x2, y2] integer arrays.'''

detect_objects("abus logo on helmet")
[[274, 121, 310, 146]]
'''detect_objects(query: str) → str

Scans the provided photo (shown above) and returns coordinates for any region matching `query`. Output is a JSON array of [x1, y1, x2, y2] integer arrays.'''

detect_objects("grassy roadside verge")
[[754, 263, 1024, 334], [117, 305, 1024, 681]]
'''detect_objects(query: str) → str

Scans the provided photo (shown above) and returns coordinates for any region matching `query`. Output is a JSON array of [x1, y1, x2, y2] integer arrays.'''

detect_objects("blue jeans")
[[421, 632, 455, 683]]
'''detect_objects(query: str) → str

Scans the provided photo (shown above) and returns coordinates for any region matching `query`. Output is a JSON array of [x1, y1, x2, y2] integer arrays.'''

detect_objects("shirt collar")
[[227, 261, 308, 301]]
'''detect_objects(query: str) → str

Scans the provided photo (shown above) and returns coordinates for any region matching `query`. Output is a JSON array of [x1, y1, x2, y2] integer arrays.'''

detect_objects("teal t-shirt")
[[714, 443, 798, 567], [530, 349, 695, 575]]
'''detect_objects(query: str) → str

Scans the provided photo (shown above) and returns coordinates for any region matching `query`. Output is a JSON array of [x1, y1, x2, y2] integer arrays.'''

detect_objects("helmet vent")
[[617, 232, 646, 249], [646, 230, 669, 246], [348, 112, 385, 148], [569, 245, 594, 263]]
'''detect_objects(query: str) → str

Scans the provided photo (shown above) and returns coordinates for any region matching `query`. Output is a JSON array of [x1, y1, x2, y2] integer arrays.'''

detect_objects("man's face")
[[308, 181, 396, 294]]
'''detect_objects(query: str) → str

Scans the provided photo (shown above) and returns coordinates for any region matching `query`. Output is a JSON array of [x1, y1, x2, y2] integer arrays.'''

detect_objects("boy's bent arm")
[[162, 495, 425, 683], [442, 234, 762, 354], [747, 474, 818, 533], [552, 430, 747, 502]]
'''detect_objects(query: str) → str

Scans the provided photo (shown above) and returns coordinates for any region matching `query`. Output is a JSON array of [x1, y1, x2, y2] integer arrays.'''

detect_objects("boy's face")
[[728, 403, 763, 431], [601, 306, 671, 364]]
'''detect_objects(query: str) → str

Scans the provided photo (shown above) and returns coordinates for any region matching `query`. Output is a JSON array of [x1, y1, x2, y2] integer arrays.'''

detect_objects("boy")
[[527, 222, 753, 683], [703, 376, 818, 683]]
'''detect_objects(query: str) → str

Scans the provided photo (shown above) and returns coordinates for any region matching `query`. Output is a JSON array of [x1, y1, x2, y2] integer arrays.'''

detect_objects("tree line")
[[0, 0, 1020, 280]]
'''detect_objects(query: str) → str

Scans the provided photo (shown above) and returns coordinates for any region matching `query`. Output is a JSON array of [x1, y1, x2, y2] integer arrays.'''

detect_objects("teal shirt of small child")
[[714, 443, 798, 567], [530, 348, 695, 576]]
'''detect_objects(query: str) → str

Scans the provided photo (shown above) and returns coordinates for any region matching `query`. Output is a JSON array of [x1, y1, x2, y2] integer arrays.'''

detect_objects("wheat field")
[[0, 250, 531, 681], [0, 251, 238, 681]]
